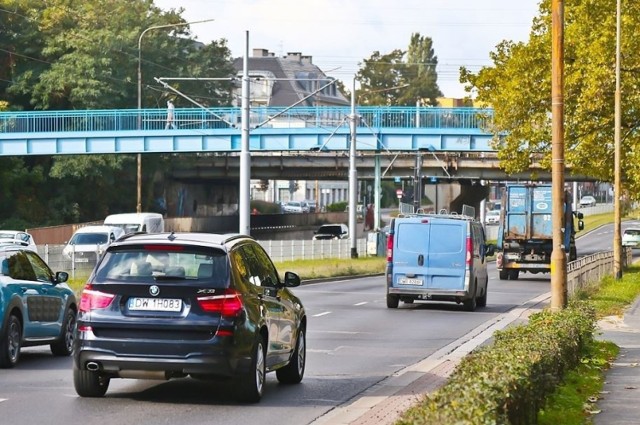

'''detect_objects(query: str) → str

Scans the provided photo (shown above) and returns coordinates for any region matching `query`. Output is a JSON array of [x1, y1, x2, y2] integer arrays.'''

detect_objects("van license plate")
[[398, 277, 423, 286]]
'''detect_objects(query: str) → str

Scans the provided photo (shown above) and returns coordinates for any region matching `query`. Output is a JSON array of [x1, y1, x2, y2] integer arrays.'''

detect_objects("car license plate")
[[128, 297, 182, 312], [398, 277, 423, 286]]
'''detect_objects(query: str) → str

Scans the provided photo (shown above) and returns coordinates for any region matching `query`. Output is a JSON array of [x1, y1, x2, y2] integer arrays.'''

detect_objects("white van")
[[63, 225, 125, 263], [103, 212, 164, 235]]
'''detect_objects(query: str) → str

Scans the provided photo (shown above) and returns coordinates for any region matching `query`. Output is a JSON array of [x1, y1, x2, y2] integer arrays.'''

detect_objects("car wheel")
[[477, 279, 488, 308], [498, 270, 508, 280], [51, 308, 76, 356], [386, 294, 399, 309], [0, 314, 22, 368], [276, 328, 306, 384], [236, 337, 266, 403], [73, 364, 110, 397]]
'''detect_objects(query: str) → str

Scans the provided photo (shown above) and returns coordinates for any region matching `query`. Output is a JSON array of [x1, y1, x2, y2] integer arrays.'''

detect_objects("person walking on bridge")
[[165, 99, 176, 129]]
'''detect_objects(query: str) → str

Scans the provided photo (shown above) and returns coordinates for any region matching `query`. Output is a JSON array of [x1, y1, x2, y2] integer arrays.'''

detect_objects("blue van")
[[385, 211, 494, 311]]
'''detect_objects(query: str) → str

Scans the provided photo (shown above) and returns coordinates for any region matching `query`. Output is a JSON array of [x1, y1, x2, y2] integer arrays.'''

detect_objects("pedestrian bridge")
[[0, 106, 494, 156]]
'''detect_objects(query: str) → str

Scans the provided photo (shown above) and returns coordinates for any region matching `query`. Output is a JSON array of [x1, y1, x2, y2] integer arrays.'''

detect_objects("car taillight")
[[79, 283, 115, 312], [197, 289, 243, 317], [466, 236, 473, 267], [386, 233, 394, 262]]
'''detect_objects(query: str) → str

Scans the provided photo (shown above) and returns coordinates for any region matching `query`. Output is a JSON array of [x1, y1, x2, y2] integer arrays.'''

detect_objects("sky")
[[153, 0, 541, 98]]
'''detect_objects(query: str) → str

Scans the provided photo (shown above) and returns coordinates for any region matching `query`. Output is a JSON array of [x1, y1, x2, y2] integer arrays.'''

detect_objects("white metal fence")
[[38, 238, 372, 279]]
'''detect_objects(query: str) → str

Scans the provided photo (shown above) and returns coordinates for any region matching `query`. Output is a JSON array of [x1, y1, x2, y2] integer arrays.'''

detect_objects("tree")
[[356, 33, 442, 106], [460, 0, 640, 199]]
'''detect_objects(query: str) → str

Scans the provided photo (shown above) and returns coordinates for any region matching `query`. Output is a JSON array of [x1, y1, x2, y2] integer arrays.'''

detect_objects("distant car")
[[305, 200, 317, 213], [485, 210, 501, 225], [300, 201, 311, 213], [622, 228, 640, 248], [73, 232, 306, 402], [579, 196, 597, 208], [63, 225, 125, 264], [0, 230, 37, 252], [0, 244, 76, 368], [312, 224, 349, 240], [283, 201, 304, 213]]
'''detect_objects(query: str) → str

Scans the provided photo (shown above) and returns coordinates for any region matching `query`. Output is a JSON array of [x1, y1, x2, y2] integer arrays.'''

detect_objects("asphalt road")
[[0, 259, 555, 425]]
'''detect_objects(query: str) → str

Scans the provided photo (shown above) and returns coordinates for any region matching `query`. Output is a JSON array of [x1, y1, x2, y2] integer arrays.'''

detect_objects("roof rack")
[[397, 204, 477, 221]]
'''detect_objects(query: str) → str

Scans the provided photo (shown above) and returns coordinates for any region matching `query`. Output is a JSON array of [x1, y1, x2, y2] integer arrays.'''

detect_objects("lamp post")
[[136, 18, 214, 213]]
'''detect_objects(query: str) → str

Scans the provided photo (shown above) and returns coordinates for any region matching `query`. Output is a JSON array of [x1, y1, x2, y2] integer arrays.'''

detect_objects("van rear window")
[[396, 222, 463, 254]]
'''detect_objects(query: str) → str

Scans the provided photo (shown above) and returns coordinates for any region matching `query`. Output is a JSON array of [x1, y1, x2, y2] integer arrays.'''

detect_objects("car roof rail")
[[397, 204, 478, 221]]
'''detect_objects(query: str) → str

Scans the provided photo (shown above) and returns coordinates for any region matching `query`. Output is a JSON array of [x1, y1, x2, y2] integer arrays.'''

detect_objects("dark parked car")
[[0, 244, 76, 368], [312, 224, 349, 240], [73, 232, 306, 402]]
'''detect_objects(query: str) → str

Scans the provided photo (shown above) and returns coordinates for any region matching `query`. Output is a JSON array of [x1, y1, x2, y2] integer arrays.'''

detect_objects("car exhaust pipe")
[[86, 362, 100, 371]]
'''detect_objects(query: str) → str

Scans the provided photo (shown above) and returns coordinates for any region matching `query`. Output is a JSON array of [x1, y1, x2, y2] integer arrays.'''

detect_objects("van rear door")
[[393, 218, 466, 290]]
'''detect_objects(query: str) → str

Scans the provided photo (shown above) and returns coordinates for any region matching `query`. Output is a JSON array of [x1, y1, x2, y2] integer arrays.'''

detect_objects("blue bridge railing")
[[0, 106, 494, 134]]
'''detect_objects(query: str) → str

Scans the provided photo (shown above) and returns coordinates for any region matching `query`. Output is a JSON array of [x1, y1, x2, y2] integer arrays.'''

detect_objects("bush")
[[397, 301, 596, 425], [326, 201, 347, 212], [250, 200, 281, 214]]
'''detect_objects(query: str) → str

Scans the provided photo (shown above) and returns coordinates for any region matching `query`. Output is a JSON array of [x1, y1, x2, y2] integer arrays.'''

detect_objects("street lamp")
[[136, 18, 214, 213]]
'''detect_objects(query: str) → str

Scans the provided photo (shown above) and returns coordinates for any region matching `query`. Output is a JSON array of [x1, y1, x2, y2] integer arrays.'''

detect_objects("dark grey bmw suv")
[[73, 232, 306, 402]]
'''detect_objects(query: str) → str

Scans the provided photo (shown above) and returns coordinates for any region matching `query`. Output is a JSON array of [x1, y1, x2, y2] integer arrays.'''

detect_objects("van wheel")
[[463, 284, 477, 312], [477, 281, 488, 307], [499, 270, 508, 280], [386, 294, 399, 309]]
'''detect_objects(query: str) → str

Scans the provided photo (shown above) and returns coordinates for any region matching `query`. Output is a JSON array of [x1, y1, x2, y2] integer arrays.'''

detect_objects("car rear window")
[[624, 229, 640, 236], [93, 245, 229, 287], [71, 233, 109, 245]]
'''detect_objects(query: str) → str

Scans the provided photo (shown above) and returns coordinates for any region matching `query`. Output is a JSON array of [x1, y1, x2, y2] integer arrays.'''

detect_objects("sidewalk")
[[593, 296, 640, 424]]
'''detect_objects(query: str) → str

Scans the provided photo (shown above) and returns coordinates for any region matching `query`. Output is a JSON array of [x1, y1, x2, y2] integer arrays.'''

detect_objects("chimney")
[[253, 48, 271, 57], [301, 55, 312, 64], [285, 52, 302, 62]]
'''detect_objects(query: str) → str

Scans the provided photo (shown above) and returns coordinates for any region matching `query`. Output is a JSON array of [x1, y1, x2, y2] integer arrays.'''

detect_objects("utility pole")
[[613, 0, 623, 279], [550, 0, 567, 310], [239, 31, 251, 235], [348, 77, 358, 258]]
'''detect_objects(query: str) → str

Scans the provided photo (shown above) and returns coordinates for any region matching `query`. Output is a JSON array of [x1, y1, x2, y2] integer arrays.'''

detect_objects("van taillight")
[[197, 289, 243, 317], [466, 236, 473, 267], [386, 233, 394, 262], [79, 283, 115, 312]]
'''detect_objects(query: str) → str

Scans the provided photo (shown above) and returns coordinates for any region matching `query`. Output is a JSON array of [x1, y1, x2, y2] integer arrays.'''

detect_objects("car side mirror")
[[284, 271, 301, 287], [576, 212, 584, 219], [55, 271, 69, 284], [578, 220, 584, 231], [485, 244, 495, 257]]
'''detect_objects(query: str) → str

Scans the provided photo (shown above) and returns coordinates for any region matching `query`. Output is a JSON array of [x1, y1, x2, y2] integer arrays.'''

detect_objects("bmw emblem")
[[149, 285, 160, 297]]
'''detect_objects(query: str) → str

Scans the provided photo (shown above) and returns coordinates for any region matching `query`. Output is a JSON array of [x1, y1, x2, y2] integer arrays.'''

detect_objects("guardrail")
[[0, 106, 493, 133], [567, 248, 632, 296]]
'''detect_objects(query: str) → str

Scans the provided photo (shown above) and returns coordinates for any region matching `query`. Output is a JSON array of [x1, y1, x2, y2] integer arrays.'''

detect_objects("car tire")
[[386, 294, 399, 309], [0, 314, 22, 368], [276, 328, 306, 384], [236, 337, 266, 403], [51, 308, 76, 356], [477, 280, 488, 307], [73, 364, 110, 397]]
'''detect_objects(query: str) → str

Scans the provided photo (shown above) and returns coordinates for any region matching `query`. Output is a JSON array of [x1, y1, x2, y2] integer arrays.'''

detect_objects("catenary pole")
[[239, 31, 251, 235], [613, 0, 623, 278]]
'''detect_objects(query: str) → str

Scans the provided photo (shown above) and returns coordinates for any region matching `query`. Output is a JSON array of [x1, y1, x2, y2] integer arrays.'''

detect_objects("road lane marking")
[[313, 311, 332, 317], [354, 302, 367, 306]]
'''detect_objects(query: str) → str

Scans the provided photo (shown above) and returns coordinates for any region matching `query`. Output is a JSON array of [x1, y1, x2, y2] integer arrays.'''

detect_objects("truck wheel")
[[386, 294, 399, 308], [499, 270, 508, 280], [509, 270, 520, 280]]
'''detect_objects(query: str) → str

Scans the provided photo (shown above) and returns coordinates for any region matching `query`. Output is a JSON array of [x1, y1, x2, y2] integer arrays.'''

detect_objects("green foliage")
[[397, 302, 596, 425], [460, 0, 640, 200], [249, 200, 280, 214], [356, 32, 442, 106], [326, 201, 348, 212]]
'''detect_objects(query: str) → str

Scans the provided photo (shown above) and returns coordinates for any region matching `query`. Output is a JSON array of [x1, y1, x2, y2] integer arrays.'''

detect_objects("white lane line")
[[0, 399, 7, 403], [313, 311, 332, 317], [354, 302, 368, 306]]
